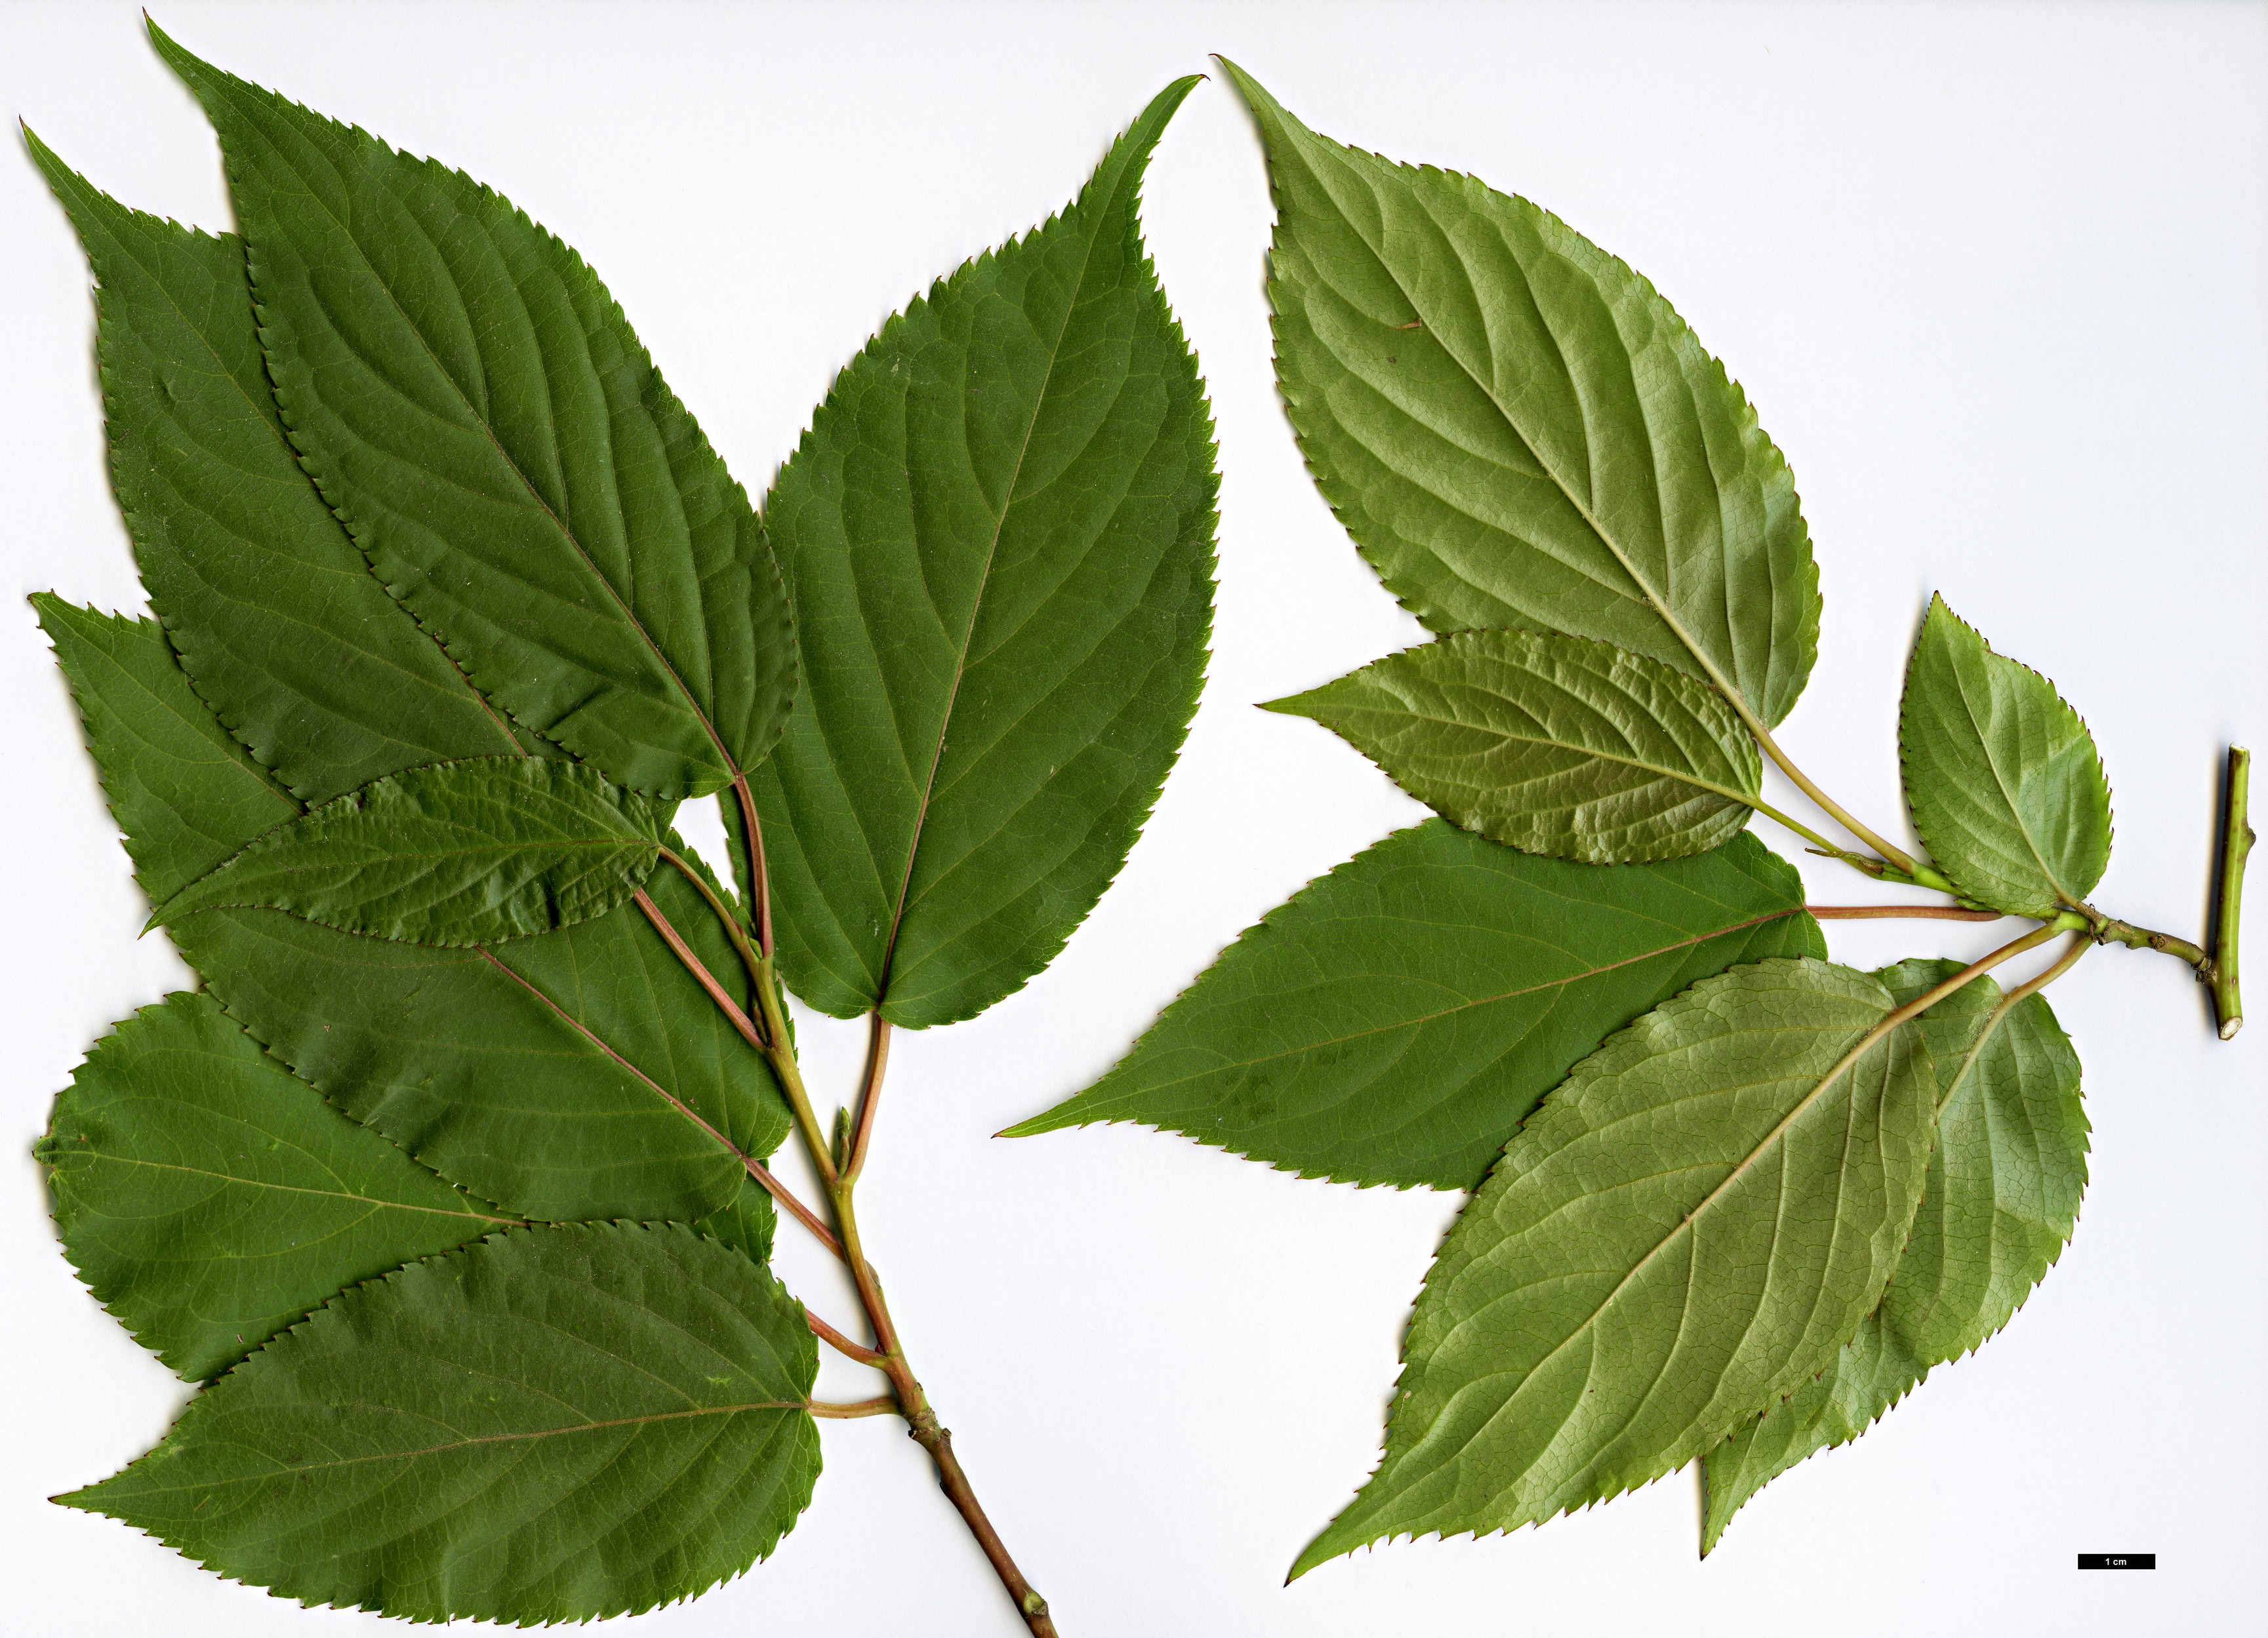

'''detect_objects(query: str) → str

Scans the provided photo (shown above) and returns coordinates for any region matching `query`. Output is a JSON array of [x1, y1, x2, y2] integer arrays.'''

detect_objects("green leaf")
[[1292, 958, 1937, 1576], [1265, 629, 1761, 863], [1899, 595, 2113, 917], [32, 596, 298, 905], [62, 1222, 820, 1624], [1007, 824, 1821, 1190], [35, 991, 506, 1382], [47, 605, 785, 1223], [1699, 959, 2087, 1552], [691, 1176, 780, 1268], [156, 757, 664, 946], [177, 846, 779, 1223], [749, 76, 1216, 1028], [152, 24, 795, 801], [1219, 62, 1819, 730], [25, 134, 543, 805]]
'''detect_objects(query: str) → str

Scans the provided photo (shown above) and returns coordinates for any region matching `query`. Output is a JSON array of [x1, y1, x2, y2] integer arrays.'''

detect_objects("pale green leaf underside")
[[1294, 959, 1935, 1576], [1267, 628, 1760, 863], [36, 991, 505, 1382], [47, 607, 786, 1224], [751, 76, 1215, 1028], [1899, 595, 2113, 917], [1700, 959, 2086, 1552], [1010, 825, 1819, 1189], [64, 1223, 820, 1625], [155, 26, 794, 801], [157, 757, 663, 947], [26, 134, 544, 805], [1221, 61, 1819, 729]]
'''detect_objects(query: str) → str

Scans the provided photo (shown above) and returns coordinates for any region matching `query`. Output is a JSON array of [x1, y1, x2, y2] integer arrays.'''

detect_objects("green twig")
[[2210, 746, 2252, 1039], [2076, 909, 2212, 969]]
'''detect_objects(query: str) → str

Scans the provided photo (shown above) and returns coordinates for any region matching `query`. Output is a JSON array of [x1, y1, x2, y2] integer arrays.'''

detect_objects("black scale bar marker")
[[2077, 1553, 2156, 1570]]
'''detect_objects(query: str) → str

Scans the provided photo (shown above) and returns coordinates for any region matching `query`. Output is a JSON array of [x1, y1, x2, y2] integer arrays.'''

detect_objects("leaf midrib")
[[1956, 654, 2080, 906], [52, 1150, 513, 1224], [1326, 699, 1758, 805], [96, 1399, 805, 1496], [1100, 907, 1800, 1102], [872, 195, 1114, 1004]]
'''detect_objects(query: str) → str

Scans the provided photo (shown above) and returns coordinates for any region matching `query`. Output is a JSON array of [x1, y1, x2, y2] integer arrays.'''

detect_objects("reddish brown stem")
[[845, 1014, 891, 1186], [808, 1308, 886, 1365], [1807, 904, 2004, 921], [748, 1162, 841, 1258], [633, 890, 767, 1052], [733, 773, 775, 960]]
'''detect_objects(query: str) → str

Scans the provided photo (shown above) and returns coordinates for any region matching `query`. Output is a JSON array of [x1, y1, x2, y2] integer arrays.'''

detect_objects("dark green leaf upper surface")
[[154, 26, 794, 800], [157, 757, 664, 946], [1899, 595, 2113, 917], [49, 607, 785, 1224], [751, 77, 1216, 1028], [1222, 61, 1819, 729], [1007, 824, 1821, 1189], [33, 597, 298, 904], [26, 135, 540, 804], [177, 848, 780, 1224], [1700, 959, 2087, 1552], [1293, 959, 1937, 1576], [63, 1223, 820, 1624], [36, 991, 505, 1382], [1267, 629, 1761, 862]]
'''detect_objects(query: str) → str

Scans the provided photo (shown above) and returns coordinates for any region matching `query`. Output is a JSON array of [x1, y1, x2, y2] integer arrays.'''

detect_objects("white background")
[[3, 3, 2263, 1634]]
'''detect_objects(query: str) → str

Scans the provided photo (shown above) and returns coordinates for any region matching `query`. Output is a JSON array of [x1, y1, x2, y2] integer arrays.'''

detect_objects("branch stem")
[[2210, 746, 2252, 1039], [2075, 909, 2210, 969], [719, 799, 1057, 1634], [1806, 904, 2003, 922]]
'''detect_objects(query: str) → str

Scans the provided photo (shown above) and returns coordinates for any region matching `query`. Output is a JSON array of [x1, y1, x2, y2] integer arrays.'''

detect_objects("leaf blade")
[[751, 77, 1217, 1028], [1293, 958, 1937, 1574], [35, 991, 504, 1382], [1699, 959, 2088, 1551], [156, 757, 664, 946], [1220, 60, 1821, 729], [46, 607, 786, 1223], [32, 596, 298, 906], [25, 134, 540, 803], [1267, 629, 1761, 862], [153, 24, 794, 799], [1899, 595, 2113, 917], [62, 1222, 820, 1624], [1007, 825, 1822, 1190]]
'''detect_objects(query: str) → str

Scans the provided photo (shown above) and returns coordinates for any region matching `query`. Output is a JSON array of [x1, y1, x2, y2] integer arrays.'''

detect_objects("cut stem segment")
[[2211, 746, 2252, 1039]]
